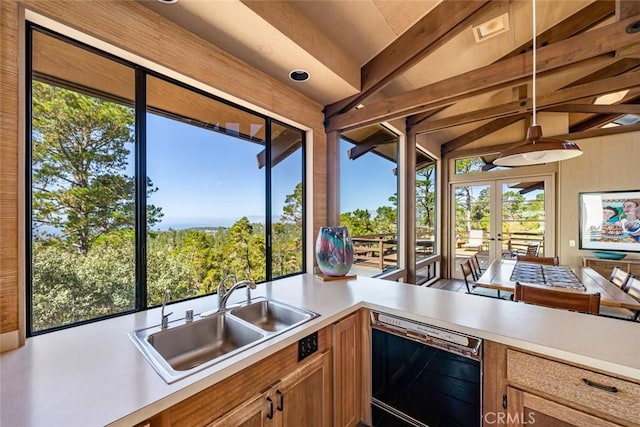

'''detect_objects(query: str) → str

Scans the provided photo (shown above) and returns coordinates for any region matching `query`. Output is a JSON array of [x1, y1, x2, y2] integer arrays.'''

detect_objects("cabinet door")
[[207, 392, 273, 427], [506, 387, 622, 427], [333, 312, 361, 427], [276, 351, 332, 427]]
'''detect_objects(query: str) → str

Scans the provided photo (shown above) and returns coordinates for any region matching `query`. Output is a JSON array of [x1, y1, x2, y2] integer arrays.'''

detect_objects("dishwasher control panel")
[[371, 311, 482, 361]]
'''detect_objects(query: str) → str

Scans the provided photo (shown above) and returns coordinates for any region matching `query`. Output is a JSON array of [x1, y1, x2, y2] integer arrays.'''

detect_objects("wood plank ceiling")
[[141, 0, 640, 158]]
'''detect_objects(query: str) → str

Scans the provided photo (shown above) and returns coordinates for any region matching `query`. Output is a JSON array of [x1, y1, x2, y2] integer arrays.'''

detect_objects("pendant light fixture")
[[493, 0, 582, 167]]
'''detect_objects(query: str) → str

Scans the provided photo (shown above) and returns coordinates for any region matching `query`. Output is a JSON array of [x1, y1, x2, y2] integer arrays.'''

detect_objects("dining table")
[[475, 259, 640, 311]]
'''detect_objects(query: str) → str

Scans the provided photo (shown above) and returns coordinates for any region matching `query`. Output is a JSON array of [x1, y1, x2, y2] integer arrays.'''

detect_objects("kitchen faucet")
[[161, 289, 172, 329], [217, 274, 237, 309], [217, 279, 256, 312]]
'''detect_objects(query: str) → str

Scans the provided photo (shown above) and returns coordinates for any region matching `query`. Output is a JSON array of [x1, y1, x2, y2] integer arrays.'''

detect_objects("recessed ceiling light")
[[355, 104, 365, 109], [156, 0, 179, 4], [472, 12, 510, 43], [594, 90, 629, 105], [289, 70, 310, 82]]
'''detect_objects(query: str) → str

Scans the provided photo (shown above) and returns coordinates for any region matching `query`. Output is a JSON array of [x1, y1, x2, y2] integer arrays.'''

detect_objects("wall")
[[559, 131, 640, 267], [0, 0, 327, 350]]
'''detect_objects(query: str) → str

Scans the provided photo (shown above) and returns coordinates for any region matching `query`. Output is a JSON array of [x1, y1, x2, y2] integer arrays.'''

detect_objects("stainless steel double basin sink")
[[130, 297, 319, 383]]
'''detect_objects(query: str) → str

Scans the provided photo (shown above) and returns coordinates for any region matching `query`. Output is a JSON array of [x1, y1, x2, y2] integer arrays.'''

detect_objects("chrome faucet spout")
[[218, 280, 257, 312], [161, 289, 172, 329], [217, 274, 237, 308]]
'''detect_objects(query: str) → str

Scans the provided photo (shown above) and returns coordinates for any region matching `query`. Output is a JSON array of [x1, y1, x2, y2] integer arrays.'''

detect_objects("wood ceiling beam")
[[545, 103, 640, 114], [570, 114, 623, 132], [407, 1, 614, 131], [561, 121, 640, 139], [503, 0, 615, 60], [347, 131, 394, 160], [453, 122, 640, 159], [562, 58, 640, 88], [407, 106, 451, 129], [256, 130, 302, 169], [325, 15, 640, 133], [441, 114, 527, 155], [413, 71, 640, 133], [568, 95, 640, 132], [518, 182, 545, 195], [323, 0, 495, 119]]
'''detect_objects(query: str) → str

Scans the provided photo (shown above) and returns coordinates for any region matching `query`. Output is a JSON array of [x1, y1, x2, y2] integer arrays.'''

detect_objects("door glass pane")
[[454, 184, 490, 278], [501, 181, 546, 258], [270, 122, 304, 278], [30, 30, 136, 332], [146, 75, 266, 307]]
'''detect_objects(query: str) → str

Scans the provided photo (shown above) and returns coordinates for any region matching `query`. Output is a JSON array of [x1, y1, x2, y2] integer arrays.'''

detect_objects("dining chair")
[[473, 253, 485, 272], [599, 276, 640, 321], [461, 260, 506, 299], [609, 267, 632, 290], [469, 255, 483, 280], [525, 243, 540, 256], [624, 277, 640, 321], [515, 255, 559, 265], [514, 282, 601, 314]]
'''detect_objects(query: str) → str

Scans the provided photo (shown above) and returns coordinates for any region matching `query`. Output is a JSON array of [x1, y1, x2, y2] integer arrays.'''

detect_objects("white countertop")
[[1, 274, 639, 426]]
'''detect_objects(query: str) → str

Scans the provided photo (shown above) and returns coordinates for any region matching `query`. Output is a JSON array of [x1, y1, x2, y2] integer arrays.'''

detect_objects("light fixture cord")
[[532, 0, 537, 126]]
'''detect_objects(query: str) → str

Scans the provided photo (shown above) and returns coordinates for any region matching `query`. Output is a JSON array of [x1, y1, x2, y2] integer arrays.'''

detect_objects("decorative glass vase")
[[315, 226, 354, 276]]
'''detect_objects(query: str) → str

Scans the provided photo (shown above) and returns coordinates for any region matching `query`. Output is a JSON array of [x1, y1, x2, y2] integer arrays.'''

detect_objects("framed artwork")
[[579, 190, 640, 252]]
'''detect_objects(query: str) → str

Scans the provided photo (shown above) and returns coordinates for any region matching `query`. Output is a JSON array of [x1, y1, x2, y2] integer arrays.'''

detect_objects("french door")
[[451, 175, 554, 279]]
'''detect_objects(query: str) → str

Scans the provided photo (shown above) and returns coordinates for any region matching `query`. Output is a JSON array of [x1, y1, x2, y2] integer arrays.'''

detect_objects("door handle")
[[266, 396, 274, 419], [276, 389, 284, 411]]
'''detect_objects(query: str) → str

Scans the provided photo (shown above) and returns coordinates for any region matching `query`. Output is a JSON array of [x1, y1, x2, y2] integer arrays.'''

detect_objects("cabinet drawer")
[[507, 350, 640, 424]]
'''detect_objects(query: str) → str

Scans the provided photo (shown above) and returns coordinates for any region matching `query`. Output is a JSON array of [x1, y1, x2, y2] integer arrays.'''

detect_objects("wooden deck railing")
[[351, 233, 434, 270]]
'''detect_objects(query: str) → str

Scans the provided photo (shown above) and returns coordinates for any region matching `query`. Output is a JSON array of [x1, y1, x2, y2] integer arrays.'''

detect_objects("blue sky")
[[137, 114, 397, 229]]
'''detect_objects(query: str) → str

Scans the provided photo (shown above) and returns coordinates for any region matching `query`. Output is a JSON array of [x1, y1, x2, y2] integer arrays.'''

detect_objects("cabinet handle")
[[276, 389, 284, 411], [266, 396, 274, 419], [582, 378, 618, 393]]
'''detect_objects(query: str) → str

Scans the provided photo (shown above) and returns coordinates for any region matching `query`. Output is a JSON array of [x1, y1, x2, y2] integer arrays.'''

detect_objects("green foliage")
[[281, 182, 303, 226], [373, 206, 397, 233], [31, 81, 162, 254], [31, 240, 135, 331], [340, 209, 375, 236], [416, 164, 436, 232]]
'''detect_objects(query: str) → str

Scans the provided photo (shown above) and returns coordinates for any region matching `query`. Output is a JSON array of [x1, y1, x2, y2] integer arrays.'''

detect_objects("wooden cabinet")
[[276, 351, 332, 427], [150, 327, 331, 427], [482, 342, 640, 427], [505, 349, 640, 427], [582, 257, 640, 279], [332, 312, 362, 427], [208, 393, 272, 427], [506, 387, 622, 427], [209, 351, 332, 427]]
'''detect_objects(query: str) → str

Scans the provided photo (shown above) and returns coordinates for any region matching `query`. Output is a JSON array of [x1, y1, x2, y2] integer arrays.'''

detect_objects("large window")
[[339, 126, 399, 277], [28, 27, 305, 334], [416, 151, 436, 262]]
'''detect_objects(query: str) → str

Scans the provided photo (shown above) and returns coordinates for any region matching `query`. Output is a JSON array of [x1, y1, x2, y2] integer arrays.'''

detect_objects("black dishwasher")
[[371, 311, 482, 427]]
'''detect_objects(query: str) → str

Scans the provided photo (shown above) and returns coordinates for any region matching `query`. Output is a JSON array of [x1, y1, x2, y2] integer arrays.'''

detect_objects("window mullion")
[[135, 69, 147, 310]]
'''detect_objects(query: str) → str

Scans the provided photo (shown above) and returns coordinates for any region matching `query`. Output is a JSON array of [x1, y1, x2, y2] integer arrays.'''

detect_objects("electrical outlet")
[[569, 240, 576, 247], [298, 332, 318, 361]]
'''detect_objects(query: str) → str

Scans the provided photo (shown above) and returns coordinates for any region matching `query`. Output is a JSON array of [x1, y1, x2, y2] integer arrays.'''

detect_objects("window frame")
[[26, 24, 306, 336]]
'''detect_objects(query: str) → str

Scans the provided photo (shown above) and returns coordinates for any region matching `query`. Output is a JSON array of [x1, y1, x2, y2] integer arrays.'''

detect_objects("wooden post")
[[326, 130, 340, 226]]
